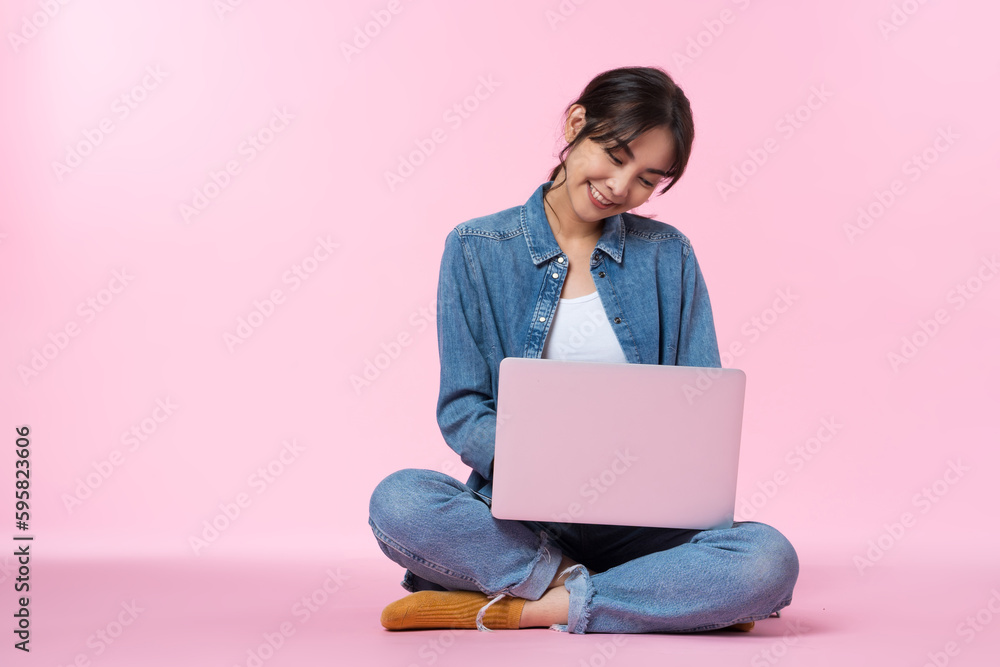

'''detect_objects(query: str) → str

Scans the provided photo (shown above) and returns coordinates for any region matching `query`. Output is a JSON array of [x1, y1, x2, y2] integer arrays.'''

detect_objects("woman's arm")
[[435, 229, 497, 480], [675, 242, 723, 368]]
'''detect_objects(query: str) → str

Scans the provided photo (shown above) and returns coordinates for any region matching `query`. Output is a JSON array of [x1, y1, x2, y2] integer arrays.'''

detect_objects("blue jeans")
[[368, 468, 799, 634]]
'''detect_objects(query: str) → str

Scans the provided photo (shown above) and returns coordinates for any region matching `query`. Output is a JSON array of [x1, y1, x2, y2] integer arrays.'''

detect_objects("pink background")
[[2, 0, 999, 665]]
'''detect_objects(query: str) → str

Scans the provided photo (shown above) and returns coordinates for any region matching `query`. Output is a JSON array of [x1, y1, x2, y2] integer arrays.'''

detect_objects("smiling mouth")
[[588, 182, 615, 207]]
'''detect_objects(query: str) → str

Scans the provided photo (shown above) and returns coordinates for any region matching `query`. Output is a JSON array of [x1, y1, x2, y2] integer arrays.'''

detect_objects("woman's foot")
[[381, 557, 583, 631], [380, 590, 526, 631], [547, 555, 582, 589], [519, 584, 570, 627], [720, 620, 755, 632], [520, 555, 584, 627]]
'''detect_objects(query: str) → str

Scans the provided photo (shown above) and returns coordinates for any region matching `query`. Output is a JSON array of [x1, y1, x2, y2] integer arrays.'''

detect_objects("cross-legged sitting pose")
[[368, 66, 800, 634]]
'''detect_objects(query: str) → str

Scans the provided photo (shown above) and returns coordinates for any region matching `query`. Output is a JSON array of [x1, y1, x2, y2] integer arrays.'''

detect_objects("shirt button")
[[552, 272, 559, 279], [614, 317, 621, 323], [557, 257, 564, 263], [539, 316, 546, 322], [598, 271, 606, 278]]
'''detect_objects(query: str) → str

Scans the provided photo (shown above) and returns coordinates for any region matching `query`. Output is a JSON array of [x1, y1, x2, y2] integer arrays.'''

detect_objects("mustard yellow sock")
[[720, 620, 755, 632], [380, 590, 527, 631]]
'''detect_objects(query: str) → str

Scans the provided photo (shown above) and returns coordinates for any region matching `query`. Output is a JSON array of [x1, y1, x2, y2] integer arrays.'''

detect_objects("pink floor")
[[19, 547, 1000, 667]]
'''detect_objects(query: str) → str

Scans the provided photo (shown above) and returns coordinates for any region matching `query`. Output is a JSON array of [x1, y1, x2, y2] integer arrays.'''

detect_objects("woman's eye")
[[606, 148, 654, 186]]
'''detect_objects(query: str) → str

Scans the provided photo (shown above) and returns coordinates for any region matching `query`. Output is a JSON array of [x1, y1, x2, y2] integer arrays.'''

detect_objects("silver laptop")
[[490, 357, 746, 530]]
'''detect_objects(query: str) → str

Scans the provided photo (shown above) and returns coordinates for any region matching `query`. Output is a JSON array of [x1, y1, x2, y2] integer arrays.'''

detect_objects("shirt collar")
[[520, 181, 625, 266]]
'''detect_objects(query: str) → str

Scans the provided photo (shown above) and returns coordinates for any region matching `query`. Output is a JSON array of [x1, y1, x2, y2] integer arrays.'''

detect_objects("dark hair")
[[546, 66, 694, 198]]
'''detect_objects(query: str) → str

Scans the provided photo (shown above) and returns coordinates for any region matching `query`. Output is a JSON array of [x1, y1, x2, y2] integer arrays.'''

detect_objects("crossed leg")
[[368, 468, 798, 633]]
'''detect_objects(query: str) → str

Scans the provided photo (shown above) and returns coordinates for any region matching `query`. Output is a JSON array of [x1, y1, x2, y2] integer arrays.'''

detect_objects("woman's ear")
[[564, 104, 587, 143]]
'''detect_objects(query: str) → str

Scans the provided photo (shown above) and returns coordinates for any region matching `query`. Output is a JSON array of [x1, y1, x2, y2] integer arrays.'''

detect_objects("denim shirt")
[[435, 181, 722, 498]]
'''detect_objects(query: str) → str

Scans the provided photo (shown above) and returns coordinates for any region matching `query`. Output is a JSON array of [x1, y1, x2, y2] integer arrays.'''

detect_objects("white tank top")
[[540, 290, 628, 363]]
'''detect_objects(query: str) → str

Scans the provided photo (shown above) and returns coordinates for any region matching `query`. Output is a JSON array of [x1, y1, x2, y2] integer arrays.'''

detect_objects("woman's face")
[[556, 104, 676, 224]]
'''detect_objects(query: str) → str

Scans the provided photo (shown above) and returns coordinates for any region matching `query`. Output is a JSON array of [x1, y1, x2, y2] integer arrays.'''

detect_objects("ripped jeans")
[[368, 468, 799, 634]]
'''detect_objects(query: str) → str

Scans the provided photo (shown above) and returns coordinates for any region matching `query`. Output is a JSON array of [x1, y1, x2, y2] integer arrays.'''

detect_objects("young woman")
[[368, 66, 799, 634]]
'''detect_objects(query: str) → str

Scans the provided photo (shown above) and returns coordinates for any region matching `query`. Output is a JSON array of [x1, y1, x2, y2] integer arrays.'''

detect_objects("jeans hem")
[[369, 516, 563, 600], [550, 594, 794, 634], [560, 564, 594, 634], [676, 595, 796, 633], [369, 516, 481, 591], [508, 529, 564, 601]]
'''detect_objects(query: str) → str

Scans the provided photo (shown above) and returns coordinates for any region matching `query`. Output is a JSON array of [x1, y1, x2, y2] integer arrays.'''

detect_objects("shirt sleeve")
[[435, 229, 497, 480], [675, 242, 723, 368]]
